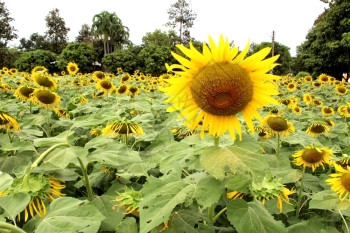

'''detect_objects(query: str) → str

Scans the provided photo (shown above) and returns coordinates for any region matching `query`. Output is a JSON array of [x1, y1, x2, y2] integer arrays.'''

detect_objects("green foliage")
[[14, 49, 58, 72], [19, 33, 50, 51], [102, 47, 141, 73], [295, 71, 311, 78], [0, 47, 20, 68], [0, 1, 17, 48], [75, 23, 93, 44], [251, 41, 292, 75], [44, 8, 70, 54], [142, 29, 179, 47], [138, 45, 175, 75], [296, 0, 350, 78], [57, 42, 98, 73]]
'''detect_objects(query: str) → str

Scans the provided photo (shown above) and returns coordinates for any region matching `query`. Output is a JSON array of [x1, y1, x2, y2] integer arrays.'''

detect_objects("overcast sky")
[[4, 0, 327, 56]]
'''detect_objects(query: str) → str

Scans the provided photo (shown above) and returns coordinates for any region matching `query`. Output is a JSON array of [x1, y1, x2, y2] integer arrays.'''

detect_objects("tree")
[[14, 49, 58, 72], [142, 29, 179, 47], [76, 24, 93, 44], [296, 0, 350, 78], [0, 1, 17, 48], [251, 42, 292, 75], [45, 8, 70, 54], [91, 11, 130, 55], [102, 46, 142, 73], [19, 33, 50, 51], [57, 43, 98, 73], [166, 0, 197, 44]]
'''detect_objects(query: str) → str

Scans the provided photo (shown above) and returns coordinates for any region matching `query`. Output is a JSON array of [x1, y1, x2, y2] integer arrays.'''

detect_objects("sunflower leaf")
[[226, 199, 287, 233], [35, 197, 105, 233], [0, 172, 13, 192], [115, 217, 139, 233], [0, 193, 30, 221]]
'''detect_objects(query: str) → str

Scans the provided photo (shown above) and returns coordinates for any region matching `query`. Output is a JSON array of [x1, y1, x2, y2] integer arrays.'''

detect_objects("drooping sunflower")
[[102, 119, 144, 137], [14, 85, 35, 101], [326, 164, 350, 202], [0, 111, 20, 132], [161, 35, 280, 140], [255, 126, 270, 139], [321, 106, 335, 117], [128, 86, 140, 96], [32, 72, 57, 89], [120, 73, 131, 83], [336, 154, 350, 167], [92, 71, 106, 81], [324, 118, 335, 128], [116, 84, 129, 95], [31, 66, 47, 74], [2, 174, 65, 222], [261, 115, 295, 137], [66, 62, 79, 75], [96, 79, 115, 93], [335, 85, 348, 95], [78, 94, 89, 105], [31, 88, 61, 109], [306, 122, 329, 137], [54, 108, 70, 118], [293, 146, 333, 171]]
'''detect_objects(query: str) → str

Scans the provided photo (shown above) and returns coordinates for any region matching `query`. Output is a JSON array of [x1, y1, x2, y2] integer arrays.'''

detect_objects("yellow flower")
[[31, 66, 47, 74], [92, 71, 106, 81], [335, 85, 348, 95], [32, 72, 57, 89], [306, 122, 329, 137], [102, 120, 144, 137], [324, 118, 335, 128], [227, 191, 246, 200], [318, 73, 330, 83], [128, 86, 140, 96], [0, 111, 20, 132], [54, 108, 70, 118], [293, 146, 333, 171], [120, 73, 131, 82], [14, 86, 35, 101], [303, 93, 313, 105], [287, 82, 297, 91], [262, 115, 295, 137], [96, 79, 115, 93], [338, 105, 350, 117], [116, 84, 129, 95], [117, 67, 123, 73], [255, 126, 270, 139], [303, 76, 313, 83], [292, 106, 302, 114], [161, 35, 280, 140], [66, 62, 79, 75], [312, 98, 323, 107], [31, 88, 61, 109], [326, 164, 350, 202], [321, 106, 335, 117], [78, 94, 89, 105]]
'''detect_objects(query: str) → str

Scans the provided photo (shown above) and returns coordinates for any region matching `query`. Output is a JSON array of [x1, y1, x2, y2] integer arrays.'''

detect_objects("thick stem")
[[212, 207, 227, 224], [296, 166, 306, 218], [77, 157, 94, 201], [46, 109, 51, 137], [276, 134, 280, 158], [213, 136, 220, 147], [208, 205, 214, 222]]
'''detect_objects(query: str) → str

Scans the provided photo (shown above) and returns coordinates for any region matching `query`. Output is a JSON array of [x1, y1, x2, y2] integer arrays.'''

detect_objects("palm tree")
[[91, 11, 130, 55]]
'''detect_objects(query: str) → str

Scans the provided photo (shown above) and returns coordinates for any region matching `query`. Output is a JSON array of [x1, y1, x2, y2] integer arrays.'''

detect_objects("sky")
[[4, 0, 327, 56]]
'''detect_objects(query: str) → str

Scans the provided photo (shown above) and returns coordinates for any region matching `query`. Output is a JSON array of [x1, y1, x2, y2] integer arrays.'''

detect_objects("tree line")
[[0, 0, 349, 78]]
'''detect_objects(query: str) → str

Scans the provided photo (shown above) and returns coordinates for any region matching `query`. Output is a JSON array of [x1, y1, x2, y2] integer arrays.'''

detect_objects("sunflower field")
[[1, 36, 350, 233]]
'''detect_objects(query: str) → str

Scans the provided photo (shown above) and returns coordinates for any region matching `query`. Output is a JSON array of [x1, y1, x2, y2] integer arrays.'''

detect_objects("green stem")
[[77, 157, 94, 201], [212, 207, 227, 224], [213, 136, 219, 147], [7, 131, 13, 143], [296, 166, 306, 218], [46, 109, 51, 137], [276, 134, 280, 158], [339, 209, 350, 233], [29, 101, 32, 114], [208, 205, 214, 222]]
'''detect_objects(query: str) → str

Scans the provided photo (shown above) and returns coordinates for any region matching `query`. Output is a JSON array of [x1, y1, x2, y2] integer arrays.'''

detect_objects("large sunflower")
[[32, 72, 57, 89], [66, 62, 79, 75], [261, 115, 295, 137], [293, 146, 333, 171], [326, 164, 350, 202], [0, 111, 20, 132], [31, 88, 61, 109], [161, 35, 280, 140], [14, 85, 35, 101]]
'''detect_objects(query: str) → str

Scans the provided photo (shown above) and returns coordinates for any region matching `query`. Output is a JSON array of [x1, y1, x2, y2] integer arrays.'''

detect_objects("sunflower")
[[128, 86, 140, 96], [116, 84, 129, 95], [32, 72, 57, 89], [255, 126, 270, 139], [117, 67, 123, 73], [326, 164, 350, 202], [262, 115, 295, 137], [0, 111, 20, 132], [324, 118, 335, 128], [66, 62, 79, 75], [269, 108, 280, 115], [31, 66, 47, 74], [306, 122, 329, 137], [54, 108, 70, 118], [9, 68, 18, 76], [114, 188, 142, 216], [335, 85, 348, 95], [92, 90, 106, 98], [92, 71, 106, 81], [96, 79, 115, 93], [31, 88, 61, 109], [2, 174, 65, 222], [78, 94, 89, 105], [14, 86, 35, 101], [318, 73, 330, 83], [312, 81, 322, 88], [312, 98, 323, 107], [303, 76, 313, 83], [321, 106, 335, 117], [336, 154, 350, 167], [102, 120, 144, 137], [90, 128, 101, 137], [120, 73, 131, 83], [293, 146, 333, 171], [227, 191, 246, 200], [338, 105, 350, 117], [303, 93, 313, 105], [0, 83, 13, 92], [292, 106, 302, 114], [287, 82, 297, 91], [161, 35, 279, 140]]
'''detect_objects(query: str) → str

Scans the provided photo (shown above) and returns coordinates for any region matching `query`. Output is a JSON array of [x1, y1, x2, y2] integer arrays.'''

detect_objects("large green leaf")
[[115, 217, 139, 233], [165, 208, 215, 233], [286, 218, 340, 233], [33, 130, 74, 147], [281, 131, 321, 147], [91, 195, 124, 231], [194, 176, 221, 209], [139, 173, 196, 233], [309, 190, 339, 210], [200, 144, 268, 180], [224, 174, 252, 193], [84, 136, 115, 149], [0, 172, 13, 191], [35, 197, 105, 233], [1, 141, 36, 152], [226, 199, 287, 233], [0, 193, 30, 221], [0, 222, 26, 233], [43, 146, 84, 169]]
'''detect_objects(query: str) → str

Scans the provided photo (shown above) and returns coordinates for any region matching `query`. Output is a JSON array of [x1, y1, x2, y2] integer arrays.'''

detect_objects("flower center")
[[190, 62, 253, 116], [35, 90, 57, 104], [337, 87, 347, 94], [310, 124, 326, 133], [341, 173, 350, 192], [302, 148, 323, 163], [34, 74, 55, 88], [20, 87, 34, 98], [266, 116, 288, 131], [101, 81, 112, 89]]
